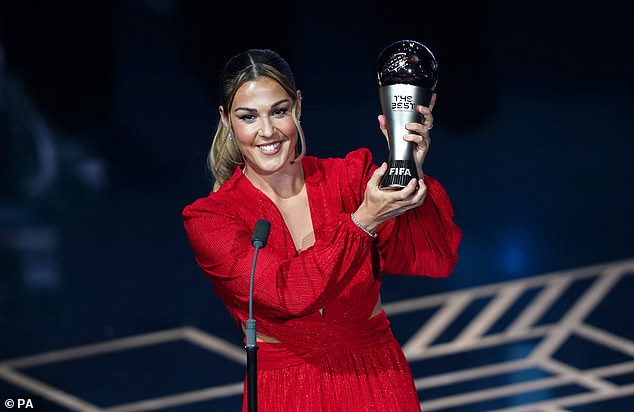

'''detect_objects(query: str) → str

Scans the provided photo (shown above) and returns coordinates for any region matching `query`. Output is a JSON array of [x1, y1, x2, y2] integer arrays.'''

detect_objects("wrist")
[[351, 208, 379, 233], [350, 213, 377, 238]]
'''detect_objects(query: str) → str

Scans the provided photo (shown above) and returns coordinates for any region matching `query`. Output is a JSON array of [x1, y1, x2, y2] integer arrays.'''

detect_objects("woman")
[[182, 49, 461, 411]]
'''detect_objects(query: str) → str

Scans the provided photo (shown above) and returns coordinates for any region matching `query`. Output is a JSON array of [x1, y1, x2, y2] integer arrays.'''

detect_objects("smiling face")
[[221, 76, 301, 179]]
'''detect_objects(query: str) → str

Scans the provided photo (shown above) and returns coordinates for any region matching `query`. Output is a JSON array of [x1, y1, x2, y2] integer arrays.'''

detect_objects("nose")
[[258, 117, 275, 139]]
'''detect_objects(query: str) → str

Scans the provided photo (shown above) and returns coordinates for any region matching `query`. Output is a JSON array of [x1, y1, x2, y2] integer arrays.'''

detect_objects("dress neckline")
[[236, 157, 319, 256]]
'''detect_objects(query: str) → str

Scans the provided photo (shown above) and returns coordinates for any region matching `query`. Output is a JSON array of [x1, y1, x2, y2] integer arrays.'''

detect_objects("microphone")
[[251, 219, 271, 249], [246, 219, 270, 412], [376, 40, 439, 189]]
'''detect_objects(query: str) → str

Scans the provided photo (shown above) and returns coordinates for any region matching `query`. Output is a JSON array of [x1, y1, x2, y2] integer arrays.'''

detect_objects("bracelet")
[[350, 213, 377, 238]]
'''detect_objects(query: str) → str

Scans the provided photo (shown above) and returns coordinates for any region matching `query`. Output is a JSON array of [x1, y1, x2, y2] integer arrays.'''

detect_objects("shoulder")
[[182, 166, 246, 220], [342, 148, 376, 183], [182, 191, 234, 226], [344, 148, 374, 171], [321, 147, 373, 165], [181, 186, 256, 247], [305, 148, 374, 177], [303, 149, 376, 207]]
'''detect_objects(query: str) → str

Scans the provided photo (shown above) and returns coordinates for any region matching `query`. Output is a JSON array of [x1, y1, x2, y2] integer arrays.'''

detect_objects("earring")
[[227, 132, 233, 141]]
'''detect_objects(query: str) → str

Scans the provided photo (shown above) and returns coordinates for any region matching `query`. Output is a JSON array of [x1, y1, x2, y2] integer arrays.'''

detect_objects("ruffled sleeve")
[[331, 147, 461, 278], [376, 174, 461, 277]]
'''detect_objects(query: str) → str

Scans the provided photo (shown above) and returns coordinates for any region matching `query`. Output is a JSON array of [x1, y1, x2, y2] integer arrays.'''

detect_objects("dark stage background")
[[1, 1, 633, 411]]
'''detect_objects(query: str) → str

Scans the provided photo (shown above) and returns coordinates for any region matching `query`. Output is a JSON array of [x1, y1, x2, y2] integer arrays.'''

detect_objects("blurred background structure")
[[1, 1, 632, 411]]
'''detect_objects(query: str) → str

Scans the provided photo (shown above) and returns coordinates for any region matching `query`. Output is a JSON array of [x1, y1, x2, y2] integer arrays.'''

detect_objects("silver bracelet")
[[350, 213, 377, 238]]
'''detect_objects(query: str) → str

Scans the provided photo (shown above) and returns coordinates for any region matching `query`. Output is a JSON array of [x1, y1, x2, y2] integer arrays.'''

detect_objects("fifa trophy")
[[376, 40, 439, 189]]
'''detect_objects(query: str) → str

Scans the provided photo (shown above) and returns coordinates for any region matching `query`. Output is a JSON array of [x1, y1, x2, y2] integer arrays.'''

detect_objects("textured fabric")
[[182, 148, 461, 411]]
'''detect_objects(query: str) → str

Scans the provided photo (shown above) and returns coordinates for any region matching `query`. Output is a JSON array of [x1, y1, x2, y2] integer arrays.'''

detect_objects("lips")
[[257, 141, 282, 155]]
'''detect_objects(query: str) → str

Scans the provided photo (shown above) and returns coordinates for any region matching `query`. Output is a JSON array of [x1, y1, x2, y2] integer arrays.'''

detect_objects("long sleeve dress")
[[182, 148, 461, 411]]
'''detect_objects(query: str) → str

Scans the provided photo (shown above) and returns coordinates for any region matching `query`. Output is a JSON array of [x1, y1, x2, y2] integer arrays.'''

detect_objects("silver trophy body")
[[376, 40, 439, 189]]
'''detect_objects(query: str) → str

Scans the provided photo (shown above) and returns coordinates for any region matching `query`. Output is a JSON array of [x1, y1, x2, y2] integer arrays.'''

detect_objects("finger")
[[377, 114, 388, 140], [404, 123, 430, 139], [423, 114, 434, 130], [377, 114, 387, 129], [402, 132, 423, 143], [425, 114, 434, 129], [394, 178, 418, 200], [429, 93, 437, 111], [418, 106, 434, 130], [367, 162, 387, 188], [396, 179, 427, 209], [403, 133, 430, 153], [411, 179, 428, 205]]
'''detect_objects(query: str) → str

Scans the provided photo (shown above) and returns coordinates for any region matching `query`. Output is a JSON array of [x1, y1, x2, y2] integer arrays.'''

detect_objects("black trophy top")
[[376, 40, 439, 89]]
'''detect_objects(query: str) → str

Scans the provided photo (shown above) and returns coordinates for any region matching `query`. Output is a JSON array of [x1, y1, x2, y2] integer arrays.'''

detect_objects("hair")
[[208, 49, 306, 191]]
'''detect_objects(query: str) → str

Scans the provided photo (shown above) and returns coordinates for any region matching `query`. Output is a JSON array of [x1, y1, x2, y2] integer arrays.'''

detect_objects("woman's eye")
[[273, 108, 288, 117], [239, 114, 256, 122]]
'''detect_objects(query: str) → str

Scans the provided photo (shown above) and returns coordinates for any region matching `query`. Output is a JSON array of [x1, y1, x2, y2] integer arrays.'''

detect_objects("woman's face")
[[223, 76, 300, 178]]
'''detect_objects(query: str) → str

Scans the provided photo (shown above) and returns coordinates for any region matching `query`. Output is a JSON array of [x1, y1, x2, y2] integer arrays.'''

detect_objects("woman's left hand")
[[378, 93, 436, 179]]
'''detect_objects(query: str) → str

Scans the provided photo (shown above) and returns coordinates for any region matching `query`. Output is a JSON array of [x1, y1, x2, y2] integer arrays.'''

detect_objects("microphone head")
[[251, 219, 271, 248], [376, 40, 439, 89]]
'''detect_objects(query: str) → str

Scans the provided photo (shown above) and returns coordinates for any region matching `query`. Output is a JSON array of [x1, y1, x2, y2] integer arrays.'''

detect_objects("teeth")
[[259, 142, 281, 151]]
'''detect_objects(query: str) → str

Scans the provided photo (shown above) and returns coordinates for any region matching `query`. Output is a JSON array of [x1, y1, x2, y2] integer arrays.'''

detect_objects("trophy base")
[[380, 160, 419, 190]]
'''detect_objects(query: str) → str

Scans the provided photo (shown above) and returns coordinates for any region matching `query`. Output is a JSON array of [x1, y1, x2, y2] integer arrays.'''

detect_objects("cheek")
[[279, 118, 298, 137], [232, 125, 256, 143]]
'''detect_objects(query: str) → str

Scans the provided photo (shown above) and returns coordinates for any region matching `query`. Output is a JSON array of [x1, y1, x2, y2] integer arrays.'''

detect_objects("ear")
[[296, 90, 302, 120], [219, 106, 229, 127]]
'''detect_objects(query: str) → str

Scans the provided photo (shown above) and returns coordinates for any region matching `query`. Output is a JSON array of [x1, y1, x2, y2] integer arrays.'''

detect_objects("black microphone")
[[246, 219, 270, 412], [251, 219, 271, 249]]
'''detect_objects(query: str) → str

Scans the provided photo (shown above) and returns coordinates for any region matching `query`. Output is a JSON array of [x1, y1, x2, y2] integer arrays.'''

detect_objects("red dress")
[[182, 148, 461, 411]]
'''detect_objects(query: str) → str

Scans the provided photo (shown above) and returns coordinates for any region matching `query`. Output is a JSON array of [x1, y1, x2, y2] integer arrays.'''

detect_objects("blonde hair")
[[208, 50, 306, 191]]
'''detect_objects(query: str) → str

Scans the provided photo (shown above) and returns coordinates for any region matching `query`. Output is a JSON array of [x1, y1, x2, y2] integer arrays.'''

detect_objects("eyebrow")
[[234, 98, 291, 113]]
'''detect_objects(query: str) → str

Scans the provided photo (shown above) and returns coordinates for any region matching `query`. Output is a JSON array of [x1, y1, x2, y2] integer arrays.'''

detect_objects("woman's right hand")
[[352, 162, 428, 233]]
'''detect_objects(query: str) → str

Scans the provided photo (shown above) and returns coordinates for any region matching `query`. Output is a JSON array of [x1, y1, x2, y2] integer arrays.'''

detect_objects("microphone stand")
[[246, 219, 269, 412], [245, 244, 260, 412]]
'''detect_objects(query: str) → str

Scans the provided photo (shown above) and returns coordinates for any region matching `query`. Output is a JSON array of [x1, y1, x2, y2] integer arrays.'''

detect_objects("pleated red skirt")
[[243, 335, 421, 412]]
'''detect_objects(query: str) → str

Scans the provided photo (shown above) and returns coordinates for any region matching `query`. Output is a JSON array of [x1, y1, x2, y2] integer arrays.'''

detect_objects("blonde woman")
[[182, 49, 461, 411]]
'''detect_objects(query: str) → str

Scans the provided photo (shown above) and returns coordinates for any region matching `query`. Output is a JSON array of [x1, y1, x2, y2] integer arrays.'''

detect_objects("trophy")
[[376, 40, 439, 189]]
